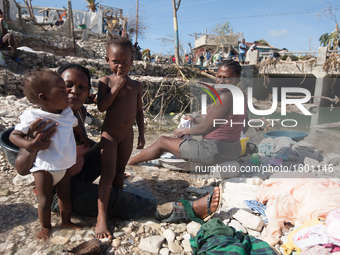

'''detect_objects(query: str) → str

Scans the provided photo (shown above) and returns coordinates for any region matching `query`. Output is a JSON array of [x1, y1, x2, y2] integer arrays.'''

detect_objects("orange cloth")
[[256, 172, 340, 246]]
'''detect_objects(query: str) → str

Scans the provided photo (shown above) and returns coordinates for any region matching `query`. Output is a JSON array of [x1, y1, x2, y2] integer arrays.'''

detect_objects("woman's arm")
[[174, 92, 233, 138], [15, 119, 58, 175]]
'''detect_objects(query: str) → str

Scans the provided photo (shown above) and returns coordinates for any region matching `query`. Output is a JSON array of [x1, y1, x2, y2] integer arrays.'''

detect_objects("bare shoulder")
[[127, 76, 142, 92], [220, 91, 233, 102], [99, 75, 110, 85]]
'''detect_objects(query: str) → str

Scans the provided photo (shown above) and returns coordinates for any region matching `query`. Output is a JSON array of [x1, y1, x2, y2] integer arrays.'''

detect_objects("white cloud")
[[269, 29, 288, 39]]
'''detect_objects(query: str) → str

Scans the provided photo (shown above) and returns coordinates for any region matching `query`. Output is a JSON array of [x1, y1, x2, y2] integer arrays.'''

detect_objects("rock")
[[232, 209, 264, 231], [228, 220, 247, 234], [182, 235, 192, 253], [172, 223, 186, 233], [168, 241, 183, 254], [162, 229, 175, 242], [186, 221, 201, 236], [138, 235, 165, 254], [247, 229, 261, 237], [50, 236, 69, 245], [69, 234, 82, 242], [13, 247, 33, 255], [111, 239, 121, 247], [99, 237, 111, 245], [215, 211, 231, 221], [12, 174, 35, 186], [0, 189, 10, 196], [0, 243, 6, 253], [159, 247, 170, 255], [113, 231, 124, 238]]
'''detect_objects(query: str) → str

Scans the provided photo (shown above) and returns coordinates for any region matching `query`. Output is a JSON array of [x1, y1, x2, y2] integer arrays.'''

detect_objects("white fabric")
[[72, 8, 103, 34], [178, 117, 192, 140], [15, 107, 78, 170], [30, 169, 67, 186], [47, 10, 60, 22], [219, 178, 260, 211], [292, 223, 340, 249], [292, 224, 330, 249], [326, 208, 340, 240]]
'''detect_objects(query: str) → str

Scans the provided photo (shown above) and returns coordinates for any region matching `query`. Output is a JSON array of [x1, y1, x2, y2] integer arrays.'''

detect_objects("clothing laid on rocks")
[[257, 173, 340, 246], [257, 137, 322, 163], [15, 107, 78, 171], [190, 218, 276, 255]]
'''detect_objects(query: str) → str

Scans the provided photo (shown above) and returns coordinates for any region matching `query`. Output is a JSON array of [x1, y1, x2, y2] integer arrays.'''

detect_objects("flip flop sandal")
[[203, 182, 223, 222], [180, 182, 223, 224]]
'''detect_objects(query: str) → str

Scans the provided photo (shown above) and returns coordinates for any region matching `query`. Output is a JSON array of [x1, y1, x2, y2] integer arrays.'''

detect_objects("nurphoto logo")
[[198, 83, 312, 128]]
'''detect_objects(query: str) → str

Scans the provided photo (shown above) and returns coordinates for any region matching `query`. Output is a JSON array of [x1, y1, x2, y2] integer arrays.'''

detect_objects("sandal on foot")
[[203, 182, 223, 222], [180, 182, 223, 224]]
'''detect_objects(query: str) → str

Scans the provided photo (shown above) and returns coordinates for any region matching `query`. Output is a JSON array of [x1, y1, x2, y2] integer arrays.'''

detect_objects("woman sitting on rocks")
[[14, 63, 221, 239], [128, 59, 248, 166]]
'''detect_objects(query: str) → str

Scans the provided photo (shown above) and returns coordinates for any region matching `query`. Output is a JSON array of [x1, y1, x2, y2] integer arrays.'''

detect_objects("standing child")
[[10, 70, 82, 240], [96, 35, 145, 239]]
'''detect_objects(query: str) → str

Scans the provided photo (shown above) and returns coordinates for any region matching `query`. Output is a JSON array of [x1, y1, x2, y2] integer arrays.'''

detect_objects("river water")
[[246, 106, 340, 154]]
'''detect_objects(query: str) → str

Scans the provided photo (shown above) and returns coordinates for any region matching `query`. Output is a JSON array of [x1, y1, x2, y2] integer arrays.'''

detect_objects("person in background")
[[238, 38, 247, 65], [200, 54, 204, 66], [0, 9, 21, 63]]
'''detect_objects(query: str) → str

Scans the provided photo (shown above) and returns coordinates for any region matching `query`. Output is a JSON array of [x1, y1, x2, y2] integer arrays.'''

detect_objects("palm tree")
[[85, 0, 99, 12], [319, 24, 339, 50]]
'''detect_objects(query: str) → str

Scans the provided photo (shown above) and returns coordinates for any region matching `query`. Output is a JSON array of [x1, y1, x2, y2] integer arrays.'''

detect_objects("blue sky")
[[24, 0, 339, 55]]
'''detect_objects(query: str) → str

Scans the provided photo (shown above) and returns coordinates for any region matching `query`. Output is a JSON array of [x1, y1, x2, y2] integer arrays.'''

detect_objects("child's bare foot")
[[191, 186, 220, 220], [36, 227, 51, 240], [61, 221, 82, 230], [124, 172, 131, 179], [95, 219, 112, 239]]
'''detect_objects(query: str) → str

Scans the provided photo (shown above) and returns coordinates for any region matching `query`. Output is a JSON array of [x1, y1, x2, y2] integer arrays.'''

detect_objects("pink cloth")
[[322, 243, 340, 253], [256, 172, 340, 246]]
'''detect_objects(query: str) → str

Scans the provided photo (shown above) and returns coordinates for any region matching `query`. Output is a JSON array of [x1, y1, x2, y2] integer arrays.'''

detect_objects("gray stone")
[[168, 241, 183, 254], [186, 221, 201, 236], [112, 239, 121, 247], [172, 223, 186, 233], [228, 220, 247, 234], [162, 229, 175, 242], [159, 247, 170, 255], [232, 209, 264, 231], [138, 235, 165, 254]]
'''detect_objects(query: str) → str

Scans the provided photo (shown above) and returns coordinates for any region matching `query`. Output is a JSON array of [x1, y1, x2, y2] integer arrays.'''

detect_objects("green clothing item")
[[190, 218, 276, 255], [0, 20, 8, 39], [213, 53, 221, 63]]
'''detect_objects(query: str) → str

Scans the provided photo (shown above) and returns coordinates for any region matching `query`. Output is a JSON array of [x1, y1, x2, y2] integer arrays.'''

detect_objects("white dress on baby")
[[15, 107, 78, 171]]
